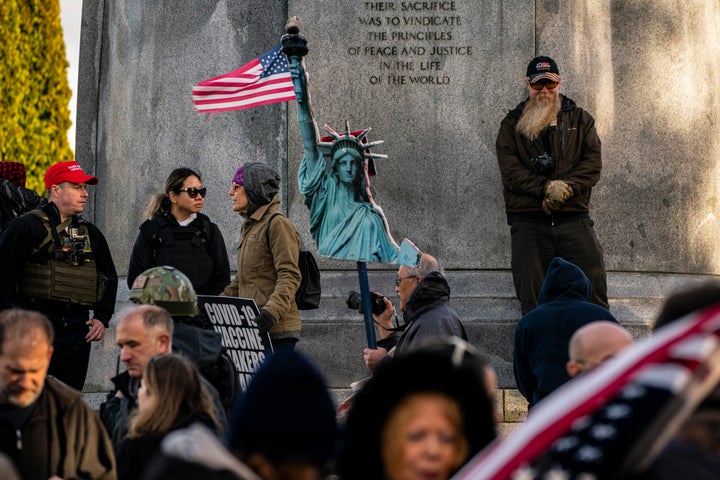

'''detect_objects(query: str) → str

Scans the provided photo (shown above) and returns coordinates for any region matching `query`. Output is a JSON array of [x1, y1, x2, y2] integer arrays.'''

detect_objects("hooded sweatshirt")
[[513, 257, 616, 407]]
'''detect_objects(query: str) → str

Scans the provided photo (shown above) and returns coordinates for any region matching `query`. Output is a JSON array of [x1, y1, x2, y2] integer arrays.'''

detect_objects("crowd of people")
[[0, 53, 718, 480]]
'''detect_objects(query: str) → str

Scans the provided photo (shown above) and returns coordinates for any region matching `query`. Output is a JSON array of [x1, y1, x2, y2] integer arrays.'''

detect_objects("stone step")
[[83, 271, 716, 396]]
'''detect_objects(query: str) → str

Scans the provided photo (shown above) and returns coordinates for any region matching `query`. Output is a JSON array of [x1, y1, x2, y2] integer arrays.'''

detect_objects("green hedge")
[[0, 0, 73, 193]]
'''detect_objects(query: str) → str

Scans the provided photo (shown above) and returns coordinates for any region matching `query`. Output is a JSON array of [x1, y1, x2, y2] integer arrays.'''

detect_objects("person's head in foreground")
[[339, 337, 497, 480], [227, 349, 339, 480], [129, 353, 221, 438], [566, 321, 634, 377], [0, 308, 54, 408]]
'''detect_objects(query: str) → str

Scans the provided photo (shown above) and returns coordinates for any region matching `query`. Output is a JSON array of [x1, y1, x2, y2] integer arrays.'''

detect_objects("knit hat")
[[44, 161, 98, 189], [527, 56, 560, 84], [227, 349, 338, 468], [0, 161, 27, 188], [232, 165, 245, 186], [338, 338, 497, 480]]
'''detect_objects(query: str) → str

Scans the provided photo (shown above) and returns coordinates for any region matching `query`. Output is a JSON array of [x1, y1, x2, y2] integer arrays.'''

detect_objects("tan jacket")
[[222, 196, 301, 334]]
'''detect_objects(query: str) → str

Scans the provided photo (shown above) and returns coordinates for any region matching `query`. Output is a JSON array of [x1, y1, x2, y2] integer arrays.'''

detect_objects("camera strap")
[[374, 313, 407, 332], [542, 127, 555, 155]]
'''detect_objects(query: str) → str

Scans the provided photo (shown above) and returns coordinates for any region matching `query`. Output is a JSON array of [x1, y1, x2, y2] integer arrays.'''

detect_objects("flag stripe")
[[192, 45, 295, 114], [453, 304, 720, 480], [193, 75, 293, 101], [193, 84, 295, 111], [194, 89, 297, 113]]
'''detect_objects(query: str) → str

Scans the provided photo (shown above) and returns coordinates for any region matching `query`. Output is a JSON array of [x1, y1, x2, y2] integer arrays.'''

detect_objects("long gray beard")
[[517, 93, 561, 141]]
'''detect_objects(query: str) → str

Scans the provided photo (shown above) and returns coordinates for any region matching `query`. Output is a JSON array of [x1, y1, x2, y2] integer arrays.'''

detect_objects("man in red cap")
[[0, 161, 118, 391], [496, 56, 608, 315]]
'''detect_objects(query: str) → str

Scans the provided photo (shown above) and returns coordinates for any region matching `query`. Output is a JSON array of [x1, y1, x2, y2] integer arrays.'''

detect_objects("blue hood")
[[537, 257, 593, 305]]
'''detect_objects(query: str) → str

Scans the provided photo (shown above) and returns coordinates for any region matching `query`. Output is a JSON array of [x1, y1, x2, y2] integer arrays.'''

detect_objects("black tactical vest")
[[143, 215, 214, 294], [18, 210, 106, 306]]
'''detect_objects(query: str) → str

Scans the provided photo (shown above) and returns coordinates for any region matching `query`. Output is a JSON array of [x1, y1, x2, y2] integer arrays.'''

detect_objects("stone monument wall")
[[76, 0, 720, 421]]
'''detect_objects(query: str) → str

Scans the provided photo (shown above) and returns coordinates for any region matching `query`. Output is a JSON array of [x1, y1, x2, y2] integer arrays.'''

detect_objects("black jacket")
[[496, 94, 602, 221], [116, 413, 220, 480], [513, 257, 617, 407], [396, 272, 466, 354], [0, 201, 118, 325]]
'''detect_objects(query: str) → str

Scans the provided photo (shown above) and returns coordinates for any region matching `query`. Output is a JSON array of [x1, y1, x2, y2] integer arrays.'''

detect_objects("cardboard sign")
[[197, 295, 273, 391], [398, 238, 422, 267]]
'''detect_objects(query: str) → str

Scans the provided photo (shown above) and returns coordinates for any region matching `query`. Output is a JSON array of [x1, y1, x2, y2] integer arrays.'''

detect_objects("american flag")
[[453, 303, 720, 480], [192, 45, 296, 113]]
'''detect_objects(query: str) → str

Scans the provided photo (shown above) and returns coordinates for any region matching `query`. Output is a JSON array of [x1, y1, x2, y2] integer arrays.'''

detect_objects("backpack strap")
[[196, 213, 213, 253], [264, 212, 283, 249], [140, 219, 163, 262]]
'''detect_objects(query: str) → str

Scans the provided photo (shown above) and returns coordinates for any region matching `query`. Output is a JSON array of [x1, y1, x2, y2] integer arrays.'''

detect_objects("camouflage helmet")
[[128, 266, 197, 316]]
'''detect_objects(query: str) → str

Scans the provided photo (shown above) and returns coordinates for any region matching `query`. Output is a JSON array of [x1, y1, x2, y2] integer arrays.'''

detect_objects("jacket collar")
[[403, 272, 451, 322], [248, 195, 280, 222]]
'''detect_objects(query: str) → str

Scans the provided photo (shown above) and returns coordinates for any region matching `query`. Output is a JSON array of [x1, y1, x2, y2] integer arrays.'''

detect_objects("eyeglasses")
[[530, 81, 559, 91], [395, 275, 417, 287], [177, 187, 206, 198], [230, 183, 243, 193]]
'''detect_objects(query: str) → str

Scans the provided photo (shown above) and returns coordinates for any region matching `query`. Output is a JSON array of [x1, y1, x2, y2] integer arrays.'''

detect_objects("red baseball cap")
[[44, 161, 98, 189]]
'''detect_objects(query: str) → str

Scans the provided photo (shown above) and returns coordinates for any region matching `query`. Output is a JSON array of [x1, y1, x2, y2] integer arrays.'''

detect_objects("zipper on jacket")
[[15, 429, 21, 450]]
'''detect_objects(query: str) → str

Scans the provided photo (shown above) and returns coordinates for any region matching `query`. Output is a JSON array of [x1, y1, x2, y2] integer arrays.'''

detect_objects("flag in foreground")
[[453, 304, 720, 479], [192, 45, 296, 113]]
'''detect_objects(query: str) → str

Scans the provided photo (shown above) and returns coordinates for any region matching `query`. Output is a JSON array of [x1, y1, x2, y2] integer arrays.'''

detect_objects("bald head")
[[412, 253, 440, 277], [567, 321, 633, 377]]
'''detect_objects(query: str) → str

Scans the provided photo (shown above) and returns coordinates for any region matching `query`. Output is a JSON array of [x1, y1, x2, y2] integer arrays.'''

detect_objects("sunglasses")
[[177, 187, 207, 198], [530, 81, 559, 91]]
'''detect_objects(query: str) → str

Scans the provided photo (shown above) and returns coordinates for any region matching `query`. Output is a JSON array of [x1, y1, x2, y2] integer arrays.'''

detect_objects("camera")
[[529, 152, 554, 174], [346, 290, 386, 315], [59, 228, 89, 266]]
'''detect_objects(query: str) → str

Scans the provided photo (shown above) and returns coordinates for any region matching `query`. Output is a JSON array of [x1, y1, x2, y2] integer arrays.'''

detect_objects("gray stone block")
[[76, 0, 720, 404]]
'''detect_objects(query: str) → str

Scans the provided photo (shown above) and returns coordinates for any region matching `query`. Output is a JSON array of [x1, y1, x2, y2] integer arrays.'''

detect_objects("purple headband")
[[233, 165, 244, 186]]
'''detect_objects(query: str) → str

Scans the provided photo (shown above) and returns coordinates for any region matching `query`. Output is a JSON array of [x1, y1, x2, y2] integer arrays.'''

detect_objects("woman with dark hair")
[[339, 338, 497, 480], [127, 167, 230, 295], [115, 353, 222, 479]]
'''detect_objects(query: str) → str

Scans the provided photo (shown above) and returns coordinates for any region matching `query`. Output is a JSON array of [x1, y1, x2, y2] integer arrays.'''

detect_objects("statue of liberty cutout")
[[283, 19, 419, 347]]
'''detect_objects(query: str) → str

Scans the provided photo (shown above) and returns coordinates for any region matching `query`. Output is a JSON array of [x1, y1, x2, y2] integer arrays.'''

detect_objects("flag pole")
[[356, 261, 377, 349]]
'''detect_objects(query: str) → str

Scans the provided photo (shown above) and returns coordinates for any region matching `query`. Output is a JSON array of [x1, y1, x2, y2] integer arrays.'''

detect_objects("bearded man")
[[0, 308, 116, 479], [496, 56, 608, 315]]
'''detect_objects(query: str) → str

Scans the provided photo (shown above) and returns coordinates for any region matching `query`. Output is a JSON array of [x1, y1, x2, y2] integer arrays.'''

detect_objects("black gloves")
[[254, 309, 277, 332]]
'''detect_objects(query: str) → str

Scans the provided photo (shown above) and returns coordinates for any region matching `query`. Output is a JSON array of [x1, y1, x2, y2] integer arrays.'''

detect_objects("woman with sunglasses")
[[127, 167, 230, 295]]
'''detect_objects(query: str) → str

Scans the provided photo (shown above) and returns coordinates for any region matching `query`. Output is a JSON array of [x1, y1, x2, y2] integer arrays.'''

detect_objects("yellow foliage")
[[0, 0, 73, 193]]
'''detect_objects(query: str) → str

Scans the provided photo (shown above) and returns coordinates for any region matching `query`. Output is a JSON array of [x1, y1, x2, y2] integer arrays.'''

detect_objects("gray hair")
[[117, 304, 174, 338], [0, 309, 54, 354], [407, 254, 442, 279]]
